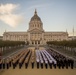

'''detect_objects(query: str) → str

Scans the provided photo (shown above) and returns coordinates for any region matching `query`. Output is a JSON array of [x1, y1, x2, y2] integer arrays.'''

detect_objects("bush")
[[0, 40, 25, 48], [47, 40, 76, 48]]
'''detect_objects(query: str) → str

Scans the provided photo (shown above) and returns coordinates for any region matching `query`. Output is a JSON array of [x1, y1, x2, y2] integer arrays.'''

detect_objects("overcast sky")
[[0, 0, 76, 36]]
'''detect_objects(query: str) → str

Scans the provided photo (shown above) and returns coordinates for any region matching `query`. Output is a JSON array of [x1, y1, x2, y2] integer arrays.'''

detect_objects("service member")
[[2, 59, 6, 69], [0, 59, 2, 69]]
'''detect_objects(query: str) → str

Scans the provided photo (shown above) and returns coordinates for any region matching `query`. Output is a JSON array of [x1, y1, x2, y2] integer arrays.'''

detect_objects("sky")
[[0, 0, 76, 36]]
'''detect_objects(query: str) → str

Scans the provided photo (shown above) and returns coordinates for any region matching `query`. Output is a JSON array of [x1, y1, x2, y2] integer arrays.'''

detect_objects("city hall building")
[[3, 10, 68, 45]]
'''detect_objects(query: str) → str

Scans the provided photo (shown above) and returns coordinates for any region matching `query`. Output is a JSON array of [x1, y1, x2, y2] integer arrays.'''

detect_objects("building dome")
[[28, 9, 44, 32], [30, 9, 41, 21]]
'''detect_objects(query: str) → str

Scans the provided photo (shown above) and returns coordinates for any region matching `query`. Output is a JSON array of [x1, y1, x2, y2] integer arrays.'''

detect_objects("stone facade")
[[3, 10, 68, 45]]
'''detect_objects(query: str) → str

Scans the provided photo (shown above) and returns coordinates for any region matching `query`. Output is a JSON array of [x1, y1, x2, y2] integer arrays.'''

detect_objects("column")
[[34, 41, 35, 45], [37, 41, 38, 45]]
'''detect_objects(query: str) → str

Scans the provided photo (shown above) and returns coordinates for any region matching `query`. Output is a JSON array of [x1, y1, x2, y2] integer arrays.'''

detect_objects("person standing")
[[0, 59, 2, 69], [2, 59, 5, 69], [41, 60, 43, 69], [71, 59, 74, 69], [6, 59, 9, 69], [45, 60, 48, 69], [31, 58, 35, 69]]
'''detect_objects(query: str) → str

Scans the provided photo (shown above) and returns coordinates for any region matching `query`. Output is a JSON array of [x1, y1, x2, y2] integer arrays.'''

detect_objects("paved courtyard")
[[0, 65, 76, 75]]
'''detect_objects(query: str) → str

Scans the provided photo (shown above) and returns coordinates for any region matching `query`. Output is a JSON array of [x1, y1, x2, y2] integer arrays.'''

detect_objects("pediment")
[[28, 28, 43, 33]]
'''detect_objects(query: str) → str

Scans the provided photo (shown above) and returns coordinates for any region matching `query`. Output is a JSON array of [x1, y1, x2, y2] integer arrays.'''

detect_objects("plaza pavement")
[[0, 62, 76, 75]]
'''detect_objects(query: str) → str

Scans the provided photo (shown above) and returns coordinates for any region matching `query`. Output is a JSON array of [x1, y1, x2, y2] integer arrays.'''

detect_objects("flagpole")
[[73, 26, 74, 40]]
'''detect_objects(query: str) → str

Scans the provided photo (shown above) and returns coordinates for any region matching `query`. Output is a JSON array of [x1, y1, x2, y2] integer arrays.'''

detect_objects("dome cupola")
[[30, 9, 41, 22]]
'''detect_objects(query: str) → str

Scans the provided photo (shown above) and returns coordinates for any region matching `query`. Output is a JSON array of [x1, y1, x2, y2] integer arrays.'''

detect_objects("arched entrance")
[[31, 41, 40, 45]]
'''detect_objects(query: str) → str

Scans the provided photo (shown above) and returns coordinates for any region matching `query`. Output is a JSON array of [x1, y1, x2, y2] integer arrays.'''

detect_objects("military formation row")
[[47, 48, 74, 69], [0, 49, 35, 69], [0, 49, 74, 69]]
